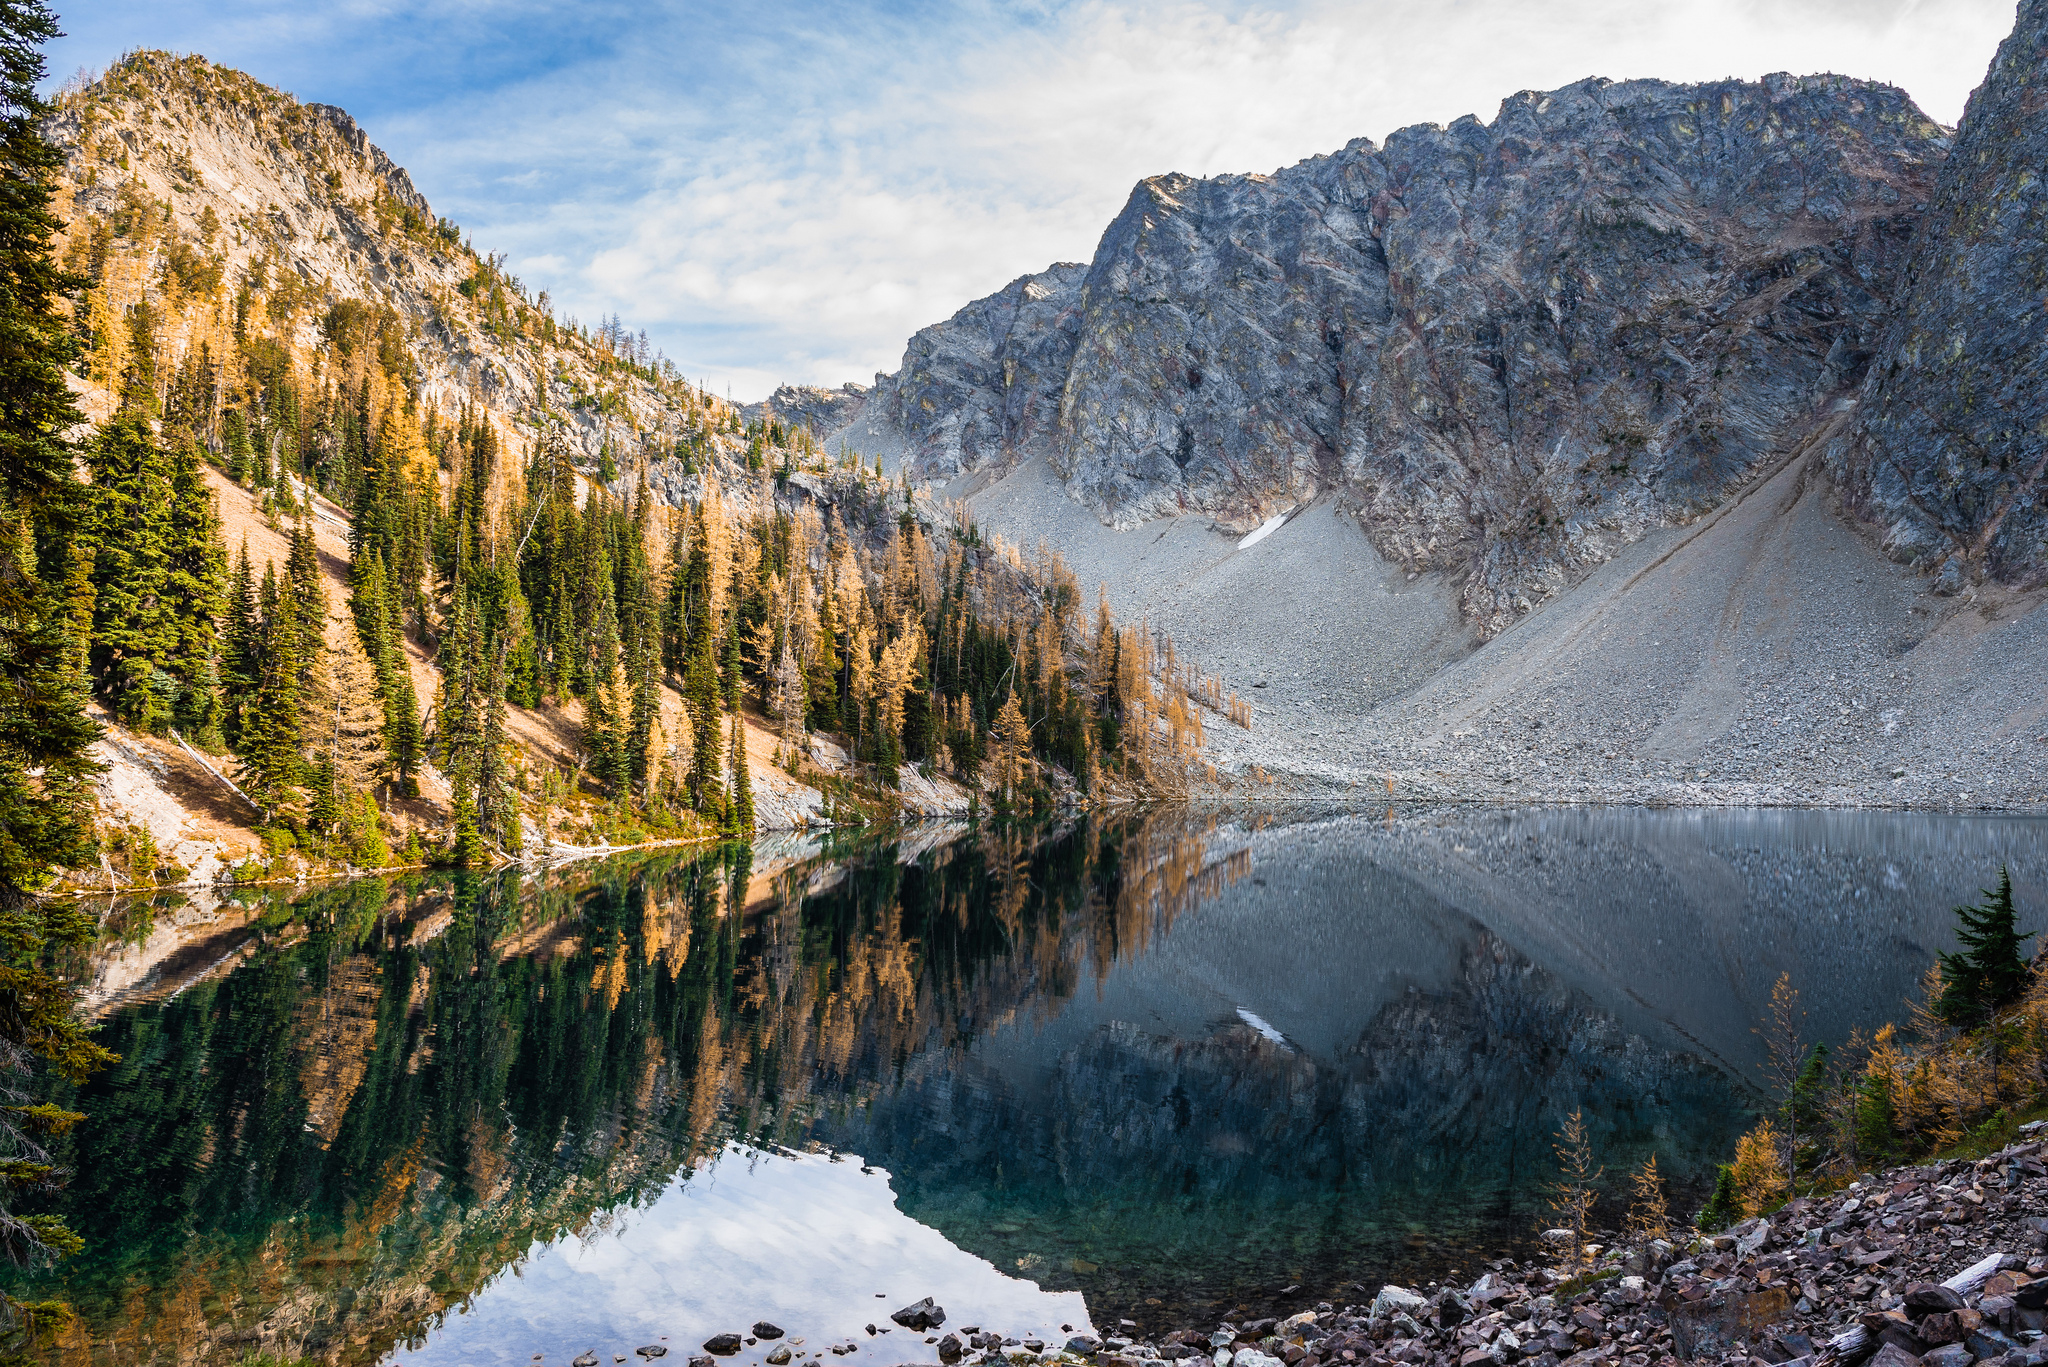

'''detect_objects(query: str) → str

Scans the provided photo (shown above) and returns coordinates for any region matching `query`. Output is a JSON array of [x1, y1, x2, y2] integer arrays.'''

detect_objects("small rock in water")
[[636, 1351, 669, 1363], [891, 1298, 947, 1332], [937, 1334, 965, 1364], [1066, 1338, 1102, 1355], [865, 1326, 876, 1336], [754, 1324, 785, 1340], [704, 1336, 744, 1356], [575, 1355, 599, 1367], [766, 1348, 792, 1366]]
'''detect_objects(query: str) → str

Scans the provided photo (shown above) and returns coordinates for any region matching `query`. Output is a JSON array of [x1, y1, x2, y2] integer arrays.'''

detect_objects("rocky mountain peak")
[[830, 71, 1947, 634]]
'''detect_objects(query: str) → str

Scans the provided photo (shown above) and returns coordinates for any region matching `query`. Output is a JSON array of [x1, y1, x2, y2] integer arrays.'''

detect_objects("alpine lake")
[[11, 807, 2048, 1367]]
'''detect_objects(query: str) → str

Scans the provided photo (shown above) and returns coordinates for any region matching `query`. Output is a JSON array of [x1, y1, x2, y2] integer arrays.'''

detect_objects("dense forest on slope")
[[28, 50, 1246, 889]]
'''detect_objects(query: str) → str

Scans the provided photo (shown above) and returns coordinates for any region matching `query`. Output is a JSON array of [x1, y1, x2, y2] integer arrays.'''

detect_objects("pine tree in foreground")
[[1935, 866, 2030, 1027], [0, 0, 120, 1332]]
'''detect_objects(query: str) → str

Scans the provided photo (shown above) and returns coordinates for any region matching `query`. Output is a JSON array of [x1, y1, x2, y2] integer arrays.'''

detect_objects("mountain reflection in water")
[[11, 808, 2047, 1366]]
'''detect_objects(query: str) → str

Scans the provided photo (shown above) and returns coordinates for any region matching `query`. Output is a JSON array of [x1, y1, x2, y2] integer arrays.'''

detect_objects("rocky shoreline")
[[1047, 1134, 2048, 1367], [651, 1132, 2048, 1367]]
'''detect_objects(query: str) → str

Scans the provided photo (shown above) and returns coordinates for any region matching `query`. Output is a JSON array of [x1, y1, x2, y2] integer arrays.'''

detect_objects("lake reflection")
[[14, 808, 2048, 1366]]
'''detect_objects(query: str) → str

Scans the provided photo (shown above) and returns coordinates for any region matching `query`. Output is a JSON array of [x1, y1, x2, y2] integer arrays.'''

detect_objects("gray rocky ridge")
[[806, 5, 2048, 809], [835, 74, 1947, 634], [1826, 0, 2048, 595]]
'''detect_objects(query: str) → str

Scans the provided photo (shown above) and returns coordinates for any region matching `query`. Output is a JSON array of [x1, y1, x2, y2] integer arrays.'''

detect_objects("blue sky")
[[55, 0, 2018, 400]]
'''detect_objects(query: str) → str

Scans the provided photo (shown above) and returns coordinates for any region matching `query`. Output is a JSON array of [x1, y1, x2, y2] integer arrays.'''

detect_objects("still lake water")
[[13, 807, 2048, 1366]]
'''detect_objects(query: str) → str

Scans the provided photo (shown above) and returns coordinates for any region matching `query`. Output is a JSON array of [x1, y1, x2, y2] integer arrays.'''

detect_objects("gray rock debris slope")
[[1828, 0, 2048, 594], [1201, 414, 2048, 809], [832, 74, 1948, 635]]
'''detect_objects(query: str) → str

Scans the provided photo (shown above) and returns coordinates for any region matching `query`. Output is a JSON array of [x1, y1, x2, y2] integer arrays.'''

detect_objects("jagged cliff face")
[[862, 263, 1090, 481], [1829, 0, 2048, 593], [844, 75, 1947, 632]]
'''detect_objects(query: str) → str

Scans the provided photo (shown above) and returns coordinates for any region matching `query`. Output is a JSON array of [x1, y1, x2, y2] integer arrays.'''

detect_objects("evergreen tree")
[[285, 515, 325, 666], [223, 407, 253, 485], [220, 540, 256, 745], [0, 1, 119, 1301], [1935, 867, 2031, 1027], [436, 594, 486, 827], [352, 549, 421, 796], [473, 652, 519, 853], [728, 709, 753, 840], [82, 413, 172, 730], [239, 563, 303, 816], [81, 420, 226, 738], [380, 581, 423, 799], [161, 434, 226, 739]]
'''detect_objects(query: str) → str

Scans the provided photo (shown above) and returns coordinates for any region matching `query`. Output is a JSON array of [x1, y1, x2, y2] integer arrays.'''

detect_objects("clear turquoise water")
[[13, 808, 2046, 1365]]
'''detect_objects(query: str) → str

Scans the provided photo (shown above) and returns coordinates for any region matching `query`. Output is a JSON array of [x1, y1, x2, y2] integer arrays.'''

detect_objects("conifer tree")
[[161, 434, 226, 739], [311, 616, 385, 847], [436, 594, 486, 811], [0, 6, 116, 1306], [223, 407, 254, 485], [381, 592, 423, 798], [220, 540, 256, 744], [728, 708, 753, 839], [1935, 867, 2031, 1027], [239, 563, 304, 817], [83, 413, 172, 731], [475, 653, 519, 853], [285, 516, 325, 666], [991, 692, 1033, 802]]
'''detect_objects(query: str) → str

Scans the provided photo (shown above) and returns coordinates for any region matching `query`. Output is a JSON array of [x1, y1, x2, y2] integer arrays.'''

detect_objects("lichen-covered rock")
[[1830, 0, 2048, 590], [846, 74, 1947, 634]]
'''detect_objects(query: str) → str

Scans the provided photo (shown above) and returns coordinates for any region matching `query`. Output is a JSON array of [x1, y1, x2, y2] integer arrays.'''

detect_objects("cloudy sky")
[[56, 0, 2017, 400]]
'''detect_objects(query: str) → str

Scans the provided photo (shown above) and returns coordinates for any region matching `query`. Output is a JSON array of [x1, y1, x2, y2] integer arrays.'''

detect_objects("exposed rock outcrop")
[[742, 382, 871, 439], [837, 75, 1948, 633], [1829, 0, 2048, 593], [861, 262, 1087, 481]]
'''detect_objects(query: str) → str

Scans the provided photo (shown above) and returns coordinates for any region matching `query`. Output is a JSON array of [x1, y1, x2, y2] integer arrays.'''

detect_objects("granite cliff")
[[1827, 0, 2048, 595], [815, 13, 2048, 809], [839, 74, 1948, 633]]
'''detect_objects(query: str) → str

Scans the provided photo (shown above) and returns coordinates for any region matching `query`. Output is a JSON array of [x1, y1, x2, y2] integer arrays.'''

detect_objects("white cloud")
[[378, 0, 2017, 398]]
